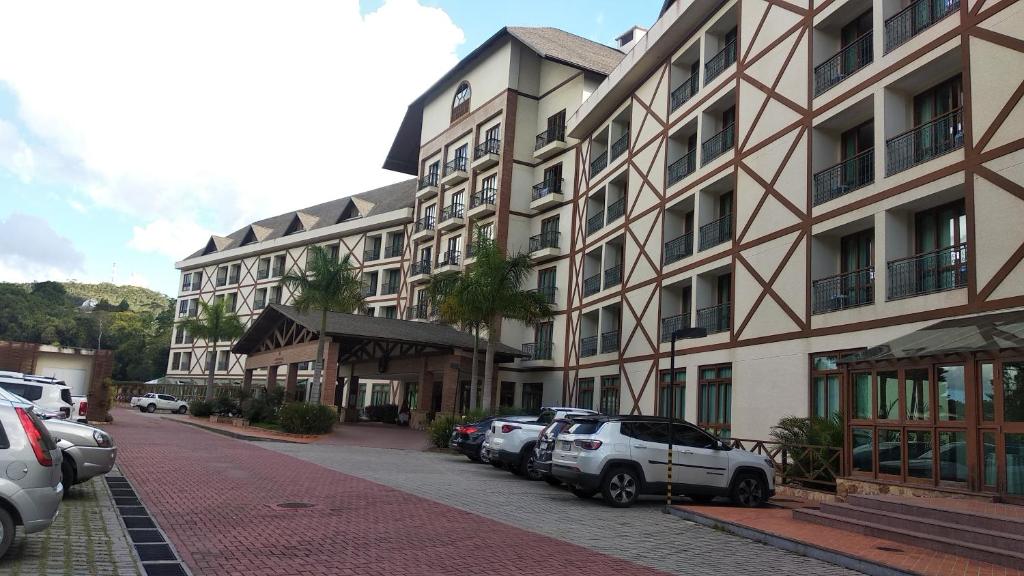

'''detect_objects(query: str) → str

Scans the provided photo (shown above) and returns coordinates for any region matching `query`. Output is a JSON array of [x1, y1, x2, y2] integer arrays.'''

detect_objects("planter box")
[[209, 415, 250, 428]]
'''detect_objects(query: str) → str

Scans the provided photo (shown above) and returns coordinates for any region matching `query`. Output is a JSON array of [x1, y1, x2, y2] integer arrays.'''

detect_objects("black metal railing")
[[812, 267, 875, 314], [698, 214, 732, 250], [671, 72, 700, 111], [664, 232, 694, 264], [885, 108, 963, 176], [529, 231, 560, 253], [660, 313, 693, 342], [440, 203, 464, 222], [583, 273, 601, 296], [418, 172, 438, 190], [814, 31, 873, 96], [410, 260, 432, 276], [414, 216, 435, 233], [600, 330, 620, 353], [586, 212, 604, 236], [885, 0, 960, 53], [380, 282, 398, 295], [702, 123, 735, 165], [438, 250, 461, 268], [470, 188, 496, 209], [443, 157, 467, 176], [611, 133, 629, 160], [705, 40, 737, 85], [813, 148, 875, 206], [364, 284, 378, 297], [667, 149, 697, 186], [474, 138, 500, 159], [363, 247, 381, 262], [591, 150, 608, 177], [384, 243, 403, 258], [604, 264, 622, 288], [523, 341, 553, 360], [887, 243, 967, 300], [606, 198, 625, 223], [696, 302, 730, 334], [532, 178, 563, 200], [580, 335, 598, 357], [535, 125, 566, 150], [407, 302, 429, 320], [533, 286, 557, 304]]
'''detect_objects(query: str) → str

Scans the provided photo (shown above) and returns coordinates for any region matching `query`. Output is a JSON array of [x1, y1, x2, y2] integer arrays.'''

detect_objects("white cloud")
[[0, 119, 35, 183], [128, 218, 212, 261], [0, 0, 464, 254], [0, 212, 86, 282]]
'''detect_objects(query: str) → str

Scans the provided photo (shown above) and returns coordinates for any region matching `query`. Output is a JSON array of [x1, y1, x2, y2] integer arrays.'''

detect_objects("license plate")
[[560, 440, 573, 450]]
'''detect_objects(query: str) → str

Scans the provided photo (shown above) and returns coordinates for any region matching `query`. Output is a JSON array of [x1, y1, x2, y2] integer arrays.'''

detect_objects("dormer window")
[[284, 214, 304, 236], [451, 81, 471, 121], [338, 201, 361, 222], [240, 227, 258, 246], [202, 238, 218, 255]]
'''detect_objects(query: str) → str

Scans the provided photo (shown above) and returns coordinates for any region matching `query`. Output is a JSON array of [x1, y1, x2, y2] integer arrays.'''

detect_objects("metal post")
[[667, 333, 676, 509]]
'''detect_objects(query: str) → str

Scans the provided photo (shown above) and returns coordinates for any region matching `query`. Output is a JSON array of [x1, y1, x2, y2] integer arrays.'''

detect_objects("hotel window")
[[174, 327, 184, 345], [499, 382, 515, 408], [216, 350, 229, 371], [272, 254, 286, 277], [451, 81, 471, 121], [371, 384, 390, 406], [810, 353, 849, 420], [225, 293, 238, 314], [228, 263, 240, 284], [365, 307, 375, 317], [658, 369, 686, 420], [181, 273, 192, 291], [577, 377, 594, 410], [698, 364, 732, 437], [172, 352, 181, 369], [382, 306, 397, 319], [356, 383, 366, 407], [187, 299, 198, 317], [215, 266, 228, 287], [269, 286, 282, 305], [192, 271, 202, 289], [254, 288, 267, 310], [178, 299, 189, 317], [180, 352, 191, 371], [522, 382, 543, 413], [599, 376, 620, 414]]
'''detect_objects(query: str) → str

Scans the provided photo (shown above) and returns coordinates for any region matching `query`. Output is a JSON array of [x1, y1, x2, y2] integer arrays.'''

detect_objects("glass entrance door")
[[979, 361, 1024, 501]]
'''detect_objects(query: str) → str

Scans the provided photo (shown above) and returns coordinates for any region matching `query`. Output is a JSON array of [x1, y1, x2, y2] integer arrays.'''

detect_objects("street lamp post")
[[666, 326, 706, 510]]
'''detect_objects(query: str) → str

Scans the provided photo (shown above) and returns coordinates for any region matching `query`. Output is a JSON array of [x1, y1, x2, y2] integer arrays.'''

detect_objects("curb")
[[161, 416, 305, 443], [665, 506, 921, 576]]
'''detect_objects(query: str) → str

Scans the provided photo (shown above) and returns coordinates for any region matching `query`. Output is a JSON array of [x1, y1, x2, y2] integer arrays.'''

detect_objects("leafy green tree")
[[178, 299, 245, 400], [281, 245, 365, 404]]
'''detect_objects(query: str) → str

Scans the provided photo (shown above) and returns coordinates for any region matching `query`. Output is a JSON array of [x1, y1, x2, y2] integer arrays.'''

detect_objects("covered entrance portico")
[[232, 304, 523, 427]]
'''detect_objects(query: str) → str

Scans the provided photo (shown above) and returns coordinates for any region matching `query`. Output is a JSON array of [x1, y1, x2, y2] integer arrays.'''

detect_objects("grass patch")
[[250, 421, 284, 432]]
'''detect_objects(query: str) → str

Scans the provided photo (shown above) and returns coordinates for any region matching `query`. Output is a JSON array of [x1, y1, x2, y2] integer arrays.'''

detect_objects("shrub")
[[190, 400, 213, 417], [428, 414, 457, 449], [769, 414, 843, 489], [278, 403, 336, 435], [241, 388, 284, 424], [212, 396, 240, 417], [364, 404, 399, 423]]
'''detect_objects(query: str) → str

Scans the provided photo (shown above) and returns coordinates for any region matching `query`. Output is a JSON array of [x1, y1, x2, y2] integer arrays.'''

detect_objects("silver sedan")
[[42, 419, 117, 488]]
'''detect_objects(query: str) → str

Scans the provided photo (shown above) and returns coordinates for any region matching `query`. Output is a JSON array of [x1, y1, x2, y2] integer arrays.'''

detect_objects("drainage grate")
[[135, 544, 176, 561], [124, 517, 157, 529], [111, 489, 138, 497], [105, 476, 127, 483], [276, 502, 315, 509], [876, 546, 904, 553], [115, 497, 142, 506], [144, 564, 189, 576], [118, 506, 149, 517], [129, 529, 166, 544]]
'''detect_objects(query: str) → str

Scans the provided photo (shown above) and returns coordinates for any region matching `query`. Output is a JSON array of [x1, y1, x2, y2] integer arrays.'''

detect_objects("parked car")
[[42, 419, 116, 489], [0, 396, 64, 557], [449, 415, 533, 461], [550, 415, 775, 508], [485, 407, 598, 479], [533, 418, 577, 485], [20, 375, 87, 423], [0, 375, 73, 419], [130, 393, 188, 414]]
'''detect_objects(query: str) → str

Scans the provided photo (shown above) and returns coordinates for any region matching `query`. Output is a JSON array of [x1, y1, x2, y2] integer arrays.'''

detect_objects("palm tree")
[[281, 245, 365, 403], [178, 299, 246, 401], [425, 256, 486, 411]]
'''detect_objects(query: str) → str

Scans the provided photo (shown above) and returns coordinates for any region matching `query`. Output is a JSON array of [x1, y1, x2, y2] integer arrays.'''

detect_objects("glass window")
[[852, 428, 873, 472], [981, 362, 995, 421], [599, 376, 620, 414], [577, 378, 594, 411], [674, 424, 716, 449], [522, 382, 543, 413], [937, 430, 967, 482], [634, 422, 669, 444], [982, 432, 996, 487], [698, 365, 731, 437], [907, 430, 933, 479], [812, 354, 839, 371], [658, 369, 686, 419], [877, 371, 899, 420], [852, 373, 872, 419], [905, 368, 930, 420], [878, 429, 902, 476], [812, 375, 840, 419], [1006, 433, 1024, 495], [937, 365, 965, 421], [1002, 362, 1024, 422]]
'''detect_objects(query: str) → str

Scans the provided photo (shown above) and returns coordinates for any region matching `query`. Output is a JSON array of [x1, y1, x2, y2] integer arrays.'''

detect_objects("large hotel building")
[[169, 0, 1024, 499]]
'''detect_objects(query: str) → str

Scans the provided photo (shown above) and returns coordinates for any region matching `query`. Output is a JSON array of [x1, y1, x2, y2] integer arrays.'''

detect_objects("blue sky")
[[0, 1, 660, 297]]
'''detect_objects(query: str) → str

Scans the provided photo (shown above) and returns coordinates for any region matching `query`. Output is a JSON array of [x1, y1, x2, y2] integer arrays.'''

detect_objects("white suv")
[[0, 376, 73, 420], [550, 416, 775, 508]]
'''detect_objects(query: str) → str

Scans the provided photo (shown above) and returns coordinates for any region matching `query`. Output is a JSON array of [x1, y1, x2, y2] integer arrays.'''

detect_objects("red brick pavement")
[[107, 409, 667, 576]]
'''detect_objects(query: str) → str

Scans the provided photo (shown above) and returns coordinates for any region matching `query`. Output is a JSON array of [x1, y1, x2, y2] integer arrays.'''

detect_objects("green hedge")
[[428, 415, 457, 448], [189, 400, 213, 417], [278, 403, 336, 435]]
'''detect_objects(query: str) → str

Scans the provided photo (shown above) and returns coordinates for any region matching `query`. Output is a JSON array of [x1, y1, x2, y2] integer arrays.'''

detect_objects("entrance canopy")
[[840, 309, 1024, 364]]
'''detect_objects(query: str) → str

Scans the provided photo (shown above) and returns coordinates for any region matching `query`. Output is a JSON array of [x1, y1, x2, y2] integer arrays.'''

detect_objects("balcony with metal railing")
[[660, 313, 692, 342], [412, 216, 435, 241], [664, 232, 694, 264], [604, 264, 622, 289], [469, 188, 497, 218], [702, 123, 735, 166], [380, 282, 398, 295], [406, 302, 430, 321], [437, 250, 461, 271], [580, 335, 598, 357], [417, 172, 439, 199], [671, 73, 699, 112], [813, 148, 875, 206], [610, 133, 629, 161], [696, 302, 730, 334], [667, 149, 697, 186], [409, 260, 432, 281], [522, 341, 553, 361], [705, 40, 737, 85], [441, 156, 468, 186], [529, 231, 561, 261], [812, 267, 875, 314], [606, 198, 625, 224], [698, 214, 732, 251], [885, 108, 963, 176], [583, 273, 601, 297], [438, 203, 465, 231], [363, 284, 378, 297], [384, 243, 403, 258], [363, 247, 381, 262], [473, 138, 501, 170], [531, 177, 563, 210], [886, 243, 967, 300], [535, 125, 567, 159], [590, 150, 608, 178], [884, 0, 959, 53], [586, 212, 604, 236], [600, 330, 620, 354], [814, 31, 873, 96]]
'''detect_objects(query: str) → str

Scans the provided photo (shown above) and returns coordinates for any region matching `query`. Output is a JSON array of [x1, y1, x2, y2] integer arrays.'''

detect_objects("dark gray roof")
[[840, 310, 1024, 364], [186, 179, 416, 259], [383, 26, 623, 175], [233, 304, 525, 361]]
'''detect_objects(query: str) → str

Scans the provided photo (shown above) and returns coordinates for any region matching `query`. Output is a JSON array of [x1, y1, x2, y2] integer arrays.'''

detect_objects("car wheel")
[[730, 473, 767, 508], [61, 459, 76, 492], [570, 487, 597, 499], [687, 494, 715, 504], [177, 406, 188, 414], [146, 404, 157, 413], [480, 451, 491, 464], [138, 406, 145, 412], [0, 507, 14, 559], [521, 451, 542, 481], [543, 475, 561, 487], [601, 467, 640, 508]]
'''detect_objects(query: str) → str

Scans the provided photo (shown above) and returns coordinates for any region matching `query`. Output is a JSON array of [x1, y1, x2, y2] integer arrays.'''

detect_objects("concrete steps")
[[793, 495, 1024, 570]]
